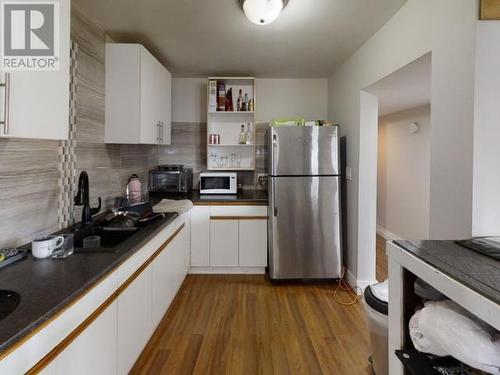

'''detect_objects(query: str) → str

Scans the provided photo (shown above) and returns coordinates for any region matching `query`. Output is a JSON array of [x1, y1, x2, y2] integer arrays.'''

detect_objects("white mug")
[[32, 235, 64, 259]]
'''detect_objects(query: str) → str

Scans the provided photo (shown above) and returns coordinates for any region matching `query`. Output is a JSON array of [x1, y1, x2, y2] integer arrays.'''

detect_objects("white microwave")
[[199, 172, 237, 194]]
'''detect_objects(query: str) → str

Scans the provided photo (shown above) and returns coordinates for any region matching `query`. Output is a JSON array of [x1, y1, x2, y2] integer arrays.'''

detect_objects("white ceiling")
[[366, 53, 431, 116], [73, 0, 407, 78]]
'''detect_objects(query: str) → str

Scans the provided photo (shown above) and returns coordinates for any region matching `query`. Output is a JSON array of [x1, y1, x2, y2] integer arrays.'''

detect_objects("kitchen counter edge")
[[0, 213, 181, 358]]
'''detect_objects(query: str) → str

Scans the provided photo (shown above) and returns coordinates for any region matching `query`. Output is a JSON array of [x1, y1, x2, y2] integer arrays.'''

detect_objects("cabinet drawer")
[[210, 205, 267, 218]]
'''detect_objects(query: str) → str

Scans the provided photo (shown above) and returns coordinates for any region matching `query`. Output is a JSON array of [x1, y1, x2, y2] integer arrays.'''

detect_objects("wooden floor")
[[131, 275, 373, 375], [376, 235, 388, 281]]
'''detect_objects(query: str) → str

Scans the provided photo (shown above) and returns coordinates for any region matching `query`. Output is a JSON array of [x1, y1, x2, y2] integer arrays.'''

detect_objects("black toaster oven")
[[148, 164, 193, 193]]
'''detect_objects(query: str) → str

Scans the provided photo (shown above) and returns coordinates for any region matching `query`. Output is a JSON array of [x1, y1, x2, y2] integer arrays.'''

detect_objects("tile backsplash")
[[158, 122, 268, 190], [157, 122, 207, 188], [0, 139, 60, 248]]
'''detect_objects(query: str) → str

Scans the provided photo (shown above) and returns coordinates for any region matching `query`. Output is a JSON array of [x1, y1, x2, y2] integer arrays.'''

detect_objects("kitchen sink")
[[65, 210, 175, 253], [71, 222, 137, 251], [0, 290, 20, 320]]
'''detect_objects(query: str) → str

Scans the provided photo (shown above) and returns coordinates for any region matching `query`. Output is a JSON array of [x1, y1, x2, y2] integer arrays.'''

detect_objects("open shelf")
[[207, 76, 256, 172], [208, 76, 255, 80], [208, 111, 255, 115], [208, 168, 255, 171], [208, 144, 255, 147], [395, 349, 480, 375]]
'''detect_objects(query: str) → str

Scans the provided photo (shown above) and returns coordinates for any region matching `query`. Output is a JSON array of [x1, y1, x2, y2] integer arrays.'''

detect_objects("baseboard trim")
[[346, 269, 358, 290], [376, 226, 401, 241], [346, 269, 377, 294], [189, 266, 266, 274]]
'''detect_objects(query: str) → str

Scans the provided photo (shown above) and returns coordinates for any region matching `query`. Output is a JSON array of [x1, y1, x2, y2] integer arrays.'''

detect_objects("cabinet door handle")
[[0, 73, 10, 135], [160, 121, 164, 143], [157, 121, 161, 143]]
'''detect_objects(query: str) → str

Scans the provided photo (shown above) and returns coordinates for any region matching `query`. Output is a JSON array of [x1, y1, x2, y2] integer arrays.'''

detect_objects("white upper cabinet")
[[105, 43, 171, 144], [0, 0, 70, 140]]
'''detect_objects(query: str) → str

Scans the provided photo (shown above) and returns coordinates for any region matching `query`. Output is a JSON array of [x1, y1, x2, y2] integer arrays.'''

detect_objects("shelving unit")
[[206, 77, 256, 171], [208, 144, 255, 147], [207, 111, 255, 115]]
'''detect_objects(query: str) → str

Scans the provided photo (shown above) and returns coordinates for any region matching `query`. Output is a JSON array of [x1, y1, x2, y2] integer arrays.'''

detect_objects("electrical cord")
[[333, 266, 363, 306]]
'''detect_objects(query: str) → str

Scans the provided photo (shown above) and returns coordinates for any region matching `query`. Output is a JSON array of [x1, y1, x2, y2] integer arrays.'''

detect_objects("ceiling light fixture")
[[240, 0, 289, 25]]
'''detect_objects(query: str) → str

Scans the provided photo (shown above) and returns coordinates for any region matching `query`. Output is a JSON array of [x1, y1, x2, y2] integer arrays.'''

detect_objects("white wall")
[[171, 78, 328, 123], [172, 78, 207, 123], [254, 79, 327, 122], [328, 0, 477, 287], [377, 105, 431, 240], [473, 22, 500, 236]]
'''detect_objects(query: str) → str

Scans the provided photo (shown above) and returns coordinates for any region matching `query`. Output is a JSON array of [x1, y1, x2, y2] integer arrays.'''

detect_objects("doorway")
[[363, 53, 432, 281]]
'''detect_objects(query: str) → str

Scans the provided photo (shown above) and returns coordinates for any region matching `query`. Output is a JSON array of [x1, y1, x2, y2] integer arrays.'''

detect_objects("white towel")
[[409, 300, 500, 374], [153, 199, 193, 214]]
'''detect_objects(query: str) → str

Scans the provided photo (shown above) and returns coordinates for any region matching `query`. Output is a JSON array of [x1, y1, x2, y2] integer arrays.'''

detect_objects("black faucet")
[[74, 171, 101, 226]]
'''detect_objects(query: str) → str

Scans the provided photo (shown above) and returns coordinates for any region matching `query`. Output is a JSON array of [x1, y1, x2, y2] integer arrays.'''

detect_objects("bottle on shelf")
[[225, 88, 233, 112], [248, 98, 254, 112], [217, 81, 225, 111], [237, 89, 243, 111], [208, 80, 217, 112], [246, 122, 253, 145], [243, 93, 249, 111], [239, 124, 247, 144]]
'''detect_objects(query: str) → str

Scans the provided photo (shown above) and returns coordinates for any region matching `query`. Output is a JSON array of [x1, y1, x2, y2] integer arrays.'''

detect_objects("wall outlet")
[[257, 174, 267, 184], [345, 167, 352, 181]]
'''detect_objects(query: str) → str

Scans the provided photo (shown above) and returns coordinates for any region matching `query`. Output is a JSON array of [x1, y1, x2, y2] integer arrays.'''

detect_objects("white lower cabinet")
[[151, 228, 187, 326], [11, 221, 189, 375], [210, 219, 239, 266], [41, 302, 118, 375], [117, 267, 153, 375], [151, 241, 174, 327], [190, 205, 268, 271], [239, 219, 268, 267], [190, 206, 210, 266]]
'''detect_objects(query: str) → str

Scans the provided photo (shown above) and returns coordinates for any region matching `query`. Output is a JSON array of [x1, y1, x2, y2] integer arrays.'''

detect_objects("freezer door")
[[268, 176, 342, 279], [270, 126, 339, 176]]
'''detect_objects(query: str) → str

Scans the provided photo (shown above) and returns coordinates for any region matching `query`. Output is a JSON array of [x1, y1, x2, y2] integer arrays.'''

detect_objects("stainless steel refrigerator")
[[268, 125, 342, 280]]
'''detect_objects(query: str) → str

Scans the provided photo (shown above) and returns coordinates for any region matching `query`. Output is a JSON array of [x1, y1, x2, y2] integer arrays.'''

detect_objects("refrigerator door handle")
[[271, 133, 278, 217], [272, 133, 277, 176], [273, 187, 278, 217]]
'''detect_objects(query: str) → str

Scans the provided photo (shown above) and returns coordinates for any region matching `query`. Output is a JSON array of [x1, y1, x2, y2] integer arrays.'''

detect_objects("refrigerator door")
[[270, 126, 339, 176], [268, 176, 342, 279]]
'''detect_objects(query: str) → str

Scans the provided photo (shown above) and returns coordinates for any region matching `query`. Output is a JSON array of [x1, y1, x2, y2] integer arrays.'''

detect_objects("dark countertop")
[[150, 189, 268, 206], [0, 212, 179, 356], [394, 240, 500, 305]]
